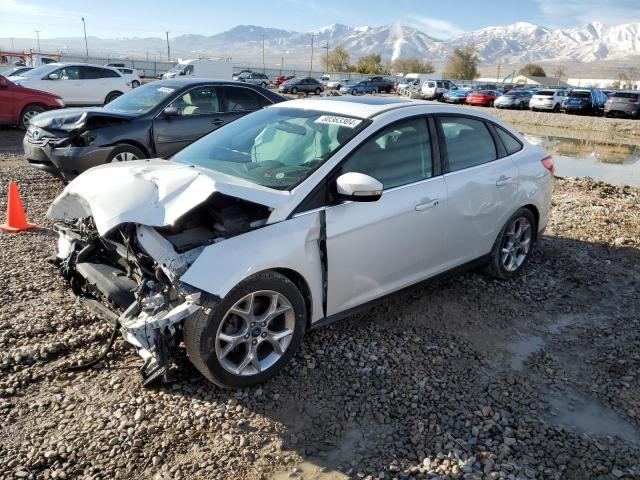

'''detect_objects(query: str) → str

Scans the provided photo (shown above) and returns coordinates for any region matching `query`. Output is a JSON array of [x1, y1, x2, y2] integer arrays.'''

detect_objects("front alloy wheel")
[[184, 271, 307, 388], [216, 291, 295, 376]]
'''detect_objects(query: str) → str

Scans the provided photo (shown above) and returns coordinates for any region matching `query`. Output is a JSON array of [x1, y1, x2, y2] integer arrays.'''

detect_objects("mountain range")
[[3, 21, 640, 68]]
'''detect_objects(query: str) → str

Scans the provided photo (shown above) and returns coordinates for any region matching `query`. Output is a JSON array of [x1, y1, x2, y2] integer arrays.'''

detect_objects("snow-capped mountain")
[[4, 21, 640, 67]]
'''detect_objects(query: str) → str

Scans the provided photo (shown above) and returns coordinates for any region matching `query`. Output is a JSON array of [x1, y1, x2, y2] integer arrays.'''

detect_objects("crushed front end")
[[52, 218, 204, 384]]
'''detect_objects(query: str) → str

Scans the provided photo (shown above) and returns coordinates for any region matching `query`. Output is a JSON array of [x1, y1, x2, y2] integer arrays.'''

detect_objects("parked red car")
[[465, 90, 498, 107], [271, 75, 294, 86], [0, 75, 64, 129]]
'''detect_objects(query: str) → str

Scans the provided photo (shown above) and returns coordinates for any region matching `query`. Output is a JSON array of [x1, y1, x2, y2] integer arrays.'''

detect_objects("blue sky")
[[1, 0, 639, 39]]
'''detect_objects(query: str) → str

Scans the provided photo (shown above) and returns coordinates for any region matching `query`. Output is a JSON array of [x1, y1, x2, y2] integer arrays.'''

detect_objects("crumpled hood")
[[30, 107, 135, 131], [47, 160, 290, 235]]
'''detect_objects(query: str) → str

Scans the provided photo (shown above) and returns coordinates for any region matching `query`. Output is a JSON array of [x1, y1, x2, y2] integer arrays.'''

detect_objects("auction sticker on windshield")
[[157, 87, 175, 94], [315, 115, 362, 128]]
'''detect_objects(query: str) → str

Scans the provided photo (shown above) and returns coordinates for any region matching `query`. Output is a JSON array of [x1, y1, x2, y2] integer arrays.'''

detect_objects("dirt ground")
[[1, 125, 639, 480]]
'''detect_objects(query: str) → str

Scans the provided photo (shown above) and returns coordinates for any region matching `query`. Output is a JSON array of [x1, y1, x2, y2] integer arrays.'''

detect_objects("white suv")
[[529, 89, 567, 112], [9, 63, 132, 106], [422, 79, 456, 100], [49, 97, 554, 387]]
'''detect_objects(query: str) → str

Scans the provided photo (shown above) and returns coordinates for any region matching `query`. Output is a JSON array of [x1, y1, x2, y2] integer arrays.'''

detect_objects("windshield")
[[167, 64, 185, 74], [103, 83, 177, 114], [172, 107, 370, 190], [16, 64, 55, 78]]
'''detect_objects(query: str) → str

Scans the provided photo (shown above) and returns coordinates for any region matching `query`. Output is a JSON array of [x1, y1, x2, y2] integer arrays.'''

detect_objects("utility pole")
[[280, 56, 284, 76], [309, 33, 315, 75], [34, 30, 41, 52], [81, 18, 89, 58], [11, 38, 15, 52], [261, 34, 266, 73], [324, 41, 329, 73], [165, 31, 170, 62], [496, 62, 501, 84]]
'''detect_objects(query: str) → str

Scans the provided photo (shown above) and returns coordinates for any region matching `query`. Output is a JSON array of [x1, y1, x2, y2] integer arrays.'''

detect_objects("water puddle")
[[519, 129, 640, 187], [547, 390, 640, 443], [510, 334, 545, 370]]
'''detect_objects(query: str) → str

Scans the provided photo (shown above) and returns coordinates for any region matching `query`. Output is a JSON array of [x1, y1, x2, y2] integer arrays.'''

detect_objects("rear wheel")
[[485, 208, 536, 280], [19, 104, 45, 129], [104, 91, 123, 104], [131, 80, 140, 88], [314, 87, 321, 95], [290, 87, 298, 94], [184, 271, 307, 388], [553, 103, 560, 113], [488, 100, 494, 107], [107, 144, 145, 163], [352, 89, 359, 95], [261, 81, 267, 88]]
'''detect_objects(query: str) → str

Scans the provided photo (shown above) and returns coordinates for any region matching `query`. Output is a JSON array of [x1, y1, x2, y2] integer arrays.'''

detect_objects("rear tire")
[[19, 104, 45, 129], [553, 104, 560, 113], [104, 91, 123, 104], [352, 89, 359, 95], [485, 208, 536, 280], [314, 87, 321, 95], [131, 80, 140, 88], [184, 271, 307, 388], [290, 87, 298, 94], [107, 144, 145, 163]]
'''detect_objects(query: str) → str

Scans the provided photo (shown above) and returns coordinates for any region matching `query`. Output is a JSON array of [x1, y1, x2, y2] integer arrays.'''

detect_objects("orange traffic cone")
[[0, 181, 37, 233]]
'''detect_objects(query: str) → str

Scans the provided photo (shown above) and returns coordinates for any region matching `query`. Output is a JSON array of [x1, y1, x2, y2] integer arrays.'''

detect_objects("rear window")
[[612, 92, 639, 99], [569, 91, 590, 98], [536, 90, 555, 96]]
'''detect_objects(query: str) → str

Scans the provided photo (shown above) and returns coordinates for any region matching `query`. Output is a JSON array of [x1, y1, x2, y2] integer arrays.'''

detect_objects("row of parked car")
[[423, 80, 638, 118]]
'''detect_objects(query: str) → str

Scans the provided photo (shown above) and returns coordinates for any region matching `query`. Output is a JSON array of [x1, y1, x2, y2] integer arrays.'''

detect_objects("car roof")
[[269, 97, 421, 118]]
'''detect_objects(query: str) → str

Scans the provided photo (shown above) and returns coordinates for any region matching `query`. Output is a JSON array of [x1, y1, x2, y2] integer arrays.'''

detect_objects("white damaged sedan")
[[48, 97, 554, 387]]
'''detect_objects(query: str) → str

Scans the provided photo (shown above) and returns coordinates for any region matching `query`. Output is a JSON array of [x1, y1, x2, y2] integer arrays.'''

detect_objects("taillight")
[[541, 156, 554, 174]]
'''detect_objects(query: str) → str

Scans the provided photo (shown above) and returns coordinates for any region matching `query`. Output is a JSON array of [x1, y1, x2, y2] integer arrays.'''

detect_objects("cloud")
[[403, 15, 464, 39], [0, 0, 69, 18], [534, 0, 640, 27]]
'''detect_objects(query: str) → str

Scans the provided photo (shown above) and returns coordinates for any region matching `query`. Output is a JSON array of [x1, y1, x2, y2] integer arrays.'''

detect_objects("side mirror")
[[336, 172, 383, 202], [0, 77, 7, 88], [48, 73, 59, 80], [163, 106, 182, 118]]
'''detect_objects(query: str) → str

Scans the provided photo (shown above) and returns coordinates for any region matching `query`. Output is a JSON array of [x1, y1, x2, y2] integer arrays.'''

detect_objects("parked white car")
[[114, 67, 141, 88], [529, 89, 567, 112], [162, 59, 233, 80], [48, 97, 554, 387], [9, 63, 132, 106], [421, 79, 456, 100]]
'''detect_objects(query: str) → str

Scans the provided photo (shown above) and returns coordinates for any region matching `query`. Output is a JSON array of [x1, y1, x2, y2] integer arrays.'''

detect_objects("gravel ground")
[[1, 126, 640, 480]]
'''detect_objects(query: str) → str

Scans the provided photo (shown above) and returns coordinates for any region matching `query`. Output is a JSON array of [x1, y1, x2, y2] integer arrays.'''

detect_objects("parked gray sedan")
[[495, 90, 532, 109], [605, 91, 640, 118], [278, 77, 324, 95]]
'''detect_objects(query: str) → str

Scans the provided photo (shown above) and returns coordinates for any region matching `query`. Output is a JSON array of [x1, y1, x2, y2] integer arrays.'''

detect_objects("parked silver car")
[[278, 77, 324, 95], [236, 72, 269, 87], [48, 97, 553, 387]]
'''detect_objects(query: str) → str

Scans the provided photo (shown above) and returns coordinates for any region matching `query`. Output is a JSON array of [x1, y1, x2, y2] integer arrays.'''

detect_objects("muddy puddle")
[[518, 127, 640, 187], [547, 389, 640, 443]]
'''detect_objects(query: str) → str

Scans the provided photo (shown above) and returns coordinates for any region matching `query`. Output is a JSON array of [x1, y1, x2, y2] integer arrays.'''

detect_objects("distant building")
[[567, 78, 639, 90], [475, 75, 569, 88]]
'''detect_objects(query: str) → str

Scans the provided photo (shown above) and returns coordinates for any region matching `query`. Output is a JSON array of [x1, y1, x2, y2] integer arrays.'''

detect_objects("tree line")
[[324, 44, 564, 82]]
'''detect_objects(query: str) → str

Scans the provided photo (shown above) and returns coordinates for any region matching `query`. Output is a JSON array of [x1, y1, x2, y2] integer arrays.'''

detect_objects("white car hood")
[[47, 159, 290, 235]]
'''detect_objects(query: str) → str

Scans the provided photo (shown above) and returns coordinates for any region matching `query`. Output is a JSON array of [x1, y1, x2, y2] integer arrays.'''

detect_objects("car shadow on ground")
[[147, 234, 640, 478]]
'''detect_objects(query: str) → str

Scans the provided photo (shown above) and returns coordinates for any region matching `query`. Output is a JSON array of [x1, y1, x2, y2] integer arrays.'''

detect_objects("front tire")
[[314, 87, 321, 95], [19, 104, 45, 129], [104, 91, 123, 104], [184, 271, 307, 388], [485, 208, 536, 280], [290, 87, 298, 95], [131, 80, 140, 88]]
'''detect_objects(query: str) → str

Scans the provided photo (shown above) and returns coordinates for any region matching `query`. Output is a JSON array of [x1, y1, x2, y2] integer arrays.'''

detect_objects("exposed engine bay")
[[52, 192, 271, 384]]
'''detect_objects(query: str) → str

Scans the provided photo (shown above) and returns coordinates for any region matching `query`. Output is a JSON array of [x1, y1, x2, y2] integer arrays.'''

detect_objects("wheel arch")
[[522, 203, 540, 239], [270, 268, 313, 328], [112, 140, 150, 158]]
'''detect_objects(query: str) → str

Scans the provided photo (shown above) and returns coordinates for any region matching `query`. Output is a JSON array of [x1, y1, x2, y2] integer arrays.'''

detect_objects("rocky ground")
[[0, 126, 639, 480]]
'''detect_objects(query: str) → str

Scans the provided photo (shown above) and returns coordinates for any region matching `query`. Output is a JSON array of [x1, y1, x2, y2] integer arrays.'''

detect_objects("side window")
[[225, 87, 262, 112], [55, 66, 81, 80], [495, 126, 523, 155], [340, 118, 432, 189], [100, 68, 120, 78], [168, 87, 221, 116], [180, 65, 194, 76], [439, 117, 497, 172]]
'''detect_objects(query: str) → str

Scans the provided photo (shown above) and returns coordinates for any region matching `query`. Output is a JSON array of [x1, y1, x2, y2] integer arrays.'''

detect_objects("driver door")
[[325, 117, 449, 315], [152, 86, 224, 157]]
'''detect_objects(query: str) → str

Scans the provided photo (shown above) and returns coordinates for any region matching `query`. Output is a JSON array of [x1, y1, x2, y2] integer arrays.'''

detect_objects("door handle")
[[496, 176, 513, 186], [415, 199, 439, 211]]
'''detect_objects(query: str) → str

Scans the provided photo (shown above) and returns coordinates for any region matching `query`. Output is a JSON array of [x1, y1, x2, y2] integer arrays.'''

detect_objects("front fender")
[[179, 212, 324, 323]]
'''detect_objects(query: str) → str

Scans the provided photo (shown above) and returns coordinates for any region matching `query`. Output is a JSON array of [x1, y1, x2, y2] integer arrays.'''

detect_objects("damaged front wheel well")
[[272, 268, 313, 327]]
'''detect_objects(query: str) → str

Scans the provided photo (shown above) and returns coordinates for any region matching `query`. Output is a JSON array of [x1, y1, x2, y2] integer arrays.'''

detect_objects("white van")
[[396, 73, 432, 91], [162, 59, 233, 80]]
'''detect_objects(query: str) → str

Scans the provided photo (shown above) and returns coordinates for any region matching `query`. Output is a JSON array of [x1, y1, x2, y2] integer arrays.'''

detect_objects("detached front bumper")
[[24, 135, 116, 181]]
